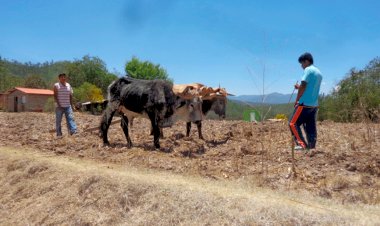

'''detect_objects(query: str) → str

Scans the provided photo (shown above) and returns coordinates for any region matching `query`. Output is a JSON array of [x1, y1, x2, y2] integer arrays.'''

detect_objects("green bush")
[[73, 82, 104, 103], [275, 114, 288, 121], [319, 57, 380, 122]]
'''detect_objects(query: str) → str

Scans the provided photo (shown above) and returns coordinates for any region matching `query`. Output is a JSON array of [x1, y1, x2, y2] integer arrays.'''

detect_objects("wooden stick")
[[84, 118, 122, 132], [49, 118, 122, 133], [286, 135, 297, 179], [291, 136, 297, 177]]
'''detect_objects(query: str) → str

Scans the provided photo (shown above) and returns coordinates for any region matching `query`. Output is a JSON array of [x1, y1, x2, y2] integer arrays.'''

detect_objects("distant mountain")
[[228, 92, 296, 104]]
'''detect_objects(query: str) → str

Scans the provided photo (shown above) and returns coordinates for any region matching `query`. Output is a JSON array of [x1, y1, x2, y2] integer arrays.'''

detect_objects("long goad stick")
[[288, 80, 298, 104], [286, 80, 298, 178]]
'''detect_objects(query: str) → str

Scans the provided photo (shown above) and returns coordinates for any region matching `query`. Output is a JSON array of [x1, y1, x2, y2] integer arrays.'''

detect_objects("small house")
[[5, 87, 54, 112]]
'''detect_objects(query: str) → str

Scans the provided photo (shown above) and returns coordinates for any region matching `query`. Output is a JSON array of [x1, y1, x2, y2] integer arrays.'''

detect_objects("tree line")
[[0, 55, 170, 103], [318, 57, 380, 122], [1, 54, 379, 122]]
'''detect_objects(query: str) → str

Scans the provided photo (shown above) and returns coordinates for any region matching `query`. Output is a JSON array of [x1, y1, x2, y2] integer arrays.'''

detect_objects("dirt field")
[[0, 112, 379, 225]]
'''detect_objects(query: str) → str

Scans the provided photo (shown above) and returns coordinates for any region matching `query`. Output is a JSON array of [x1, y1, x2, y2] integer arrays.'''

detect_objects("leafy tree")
[[67, 55, 117, 95], [97, 72, 119, 95], [0, 57, 72, 92], [0, 74, 24, 93], [0, 55, 118, 96], [73, 82, 104, 103], [319, 57, 380, 122], [0, 58, 25, 92], [66, 61, 86, 87], [0, 59, 10, 92], [125, 56, 171, 81], [24, 74, 48, 89]]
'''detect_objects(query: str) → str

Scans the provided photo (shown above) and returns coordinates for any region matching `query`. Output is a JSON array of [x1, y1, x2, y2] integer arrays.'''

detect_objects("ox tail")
[[107, 80, 117, 102]]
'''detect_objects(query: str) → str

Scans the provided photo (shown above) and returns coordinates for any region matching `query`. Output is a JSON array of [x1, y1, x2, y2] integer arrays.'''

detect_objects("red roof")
[[9, 87, 54, 95]]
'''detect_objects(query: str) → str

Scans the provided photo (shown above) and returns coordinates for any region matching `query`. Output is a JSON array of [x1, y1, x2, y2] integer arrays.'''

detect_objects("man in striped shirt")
[[54, 73, 77, 136]]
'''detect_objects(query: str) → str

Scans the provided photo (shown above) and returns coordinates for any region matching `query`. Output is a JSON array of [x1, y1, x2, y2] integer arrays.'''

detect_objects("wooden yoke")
[[173, 83, 233, 100], [172, 83, 203, 99]]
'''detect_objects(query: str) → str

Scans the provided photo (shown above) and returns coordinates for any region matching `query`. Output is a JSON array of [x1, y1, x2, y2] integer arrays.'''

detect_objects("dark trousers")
[[289, 105, 318, 149]]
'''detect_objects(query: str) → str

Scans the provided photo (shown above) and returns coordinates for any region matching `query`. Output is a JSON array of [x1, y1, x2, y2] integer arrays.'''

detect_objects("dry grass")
[[1, 147, 379, 225]]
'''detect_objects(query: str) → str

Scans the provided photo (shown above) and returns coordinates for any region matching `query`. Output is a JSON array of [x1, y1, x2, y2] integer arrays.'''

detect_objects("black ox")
[[100, 77, 203, 149], [100, 77, 177, 149]]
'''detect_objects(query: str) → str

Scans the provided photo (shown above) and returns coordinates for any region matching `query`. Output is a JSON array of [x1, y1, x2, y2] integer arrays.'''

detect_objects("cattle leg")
[[120, 114, 133, 148], [160, 128, 164, 138], [186, 122, 192, 137], [148, 114, 161, 149], [100, 107, 116, 145], [195, 120, 204, 140], [150, 126, 164, 138]]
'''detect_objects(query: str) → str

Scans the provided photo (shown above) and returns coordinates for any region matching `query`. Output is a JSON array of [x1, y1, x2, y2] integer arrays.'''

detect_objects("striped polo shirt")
[[54, 82, 73, 107]]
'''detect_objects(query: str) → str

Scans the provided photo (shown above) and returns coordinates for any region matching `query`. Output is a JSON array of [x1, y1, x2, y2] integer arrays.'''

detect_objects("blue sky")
[[1, 0, 379, 95]]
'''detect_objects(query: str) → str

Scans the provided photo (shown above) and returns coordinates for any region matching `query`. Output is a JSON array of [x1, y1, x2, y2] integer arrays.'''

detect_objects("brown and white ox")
[[168, 83, 229, 140]]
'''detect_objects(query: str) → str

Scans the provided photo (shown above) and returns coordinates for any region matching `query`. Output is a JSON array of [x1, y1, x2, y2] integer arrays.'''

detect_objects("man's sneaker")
[[294, 145, 305, 151]]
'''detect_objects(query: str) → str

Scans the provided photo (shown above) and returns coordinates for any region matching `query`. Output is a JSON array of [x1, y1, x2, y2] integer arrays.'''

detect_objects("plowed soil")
[[1, 112, 379, 205]]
